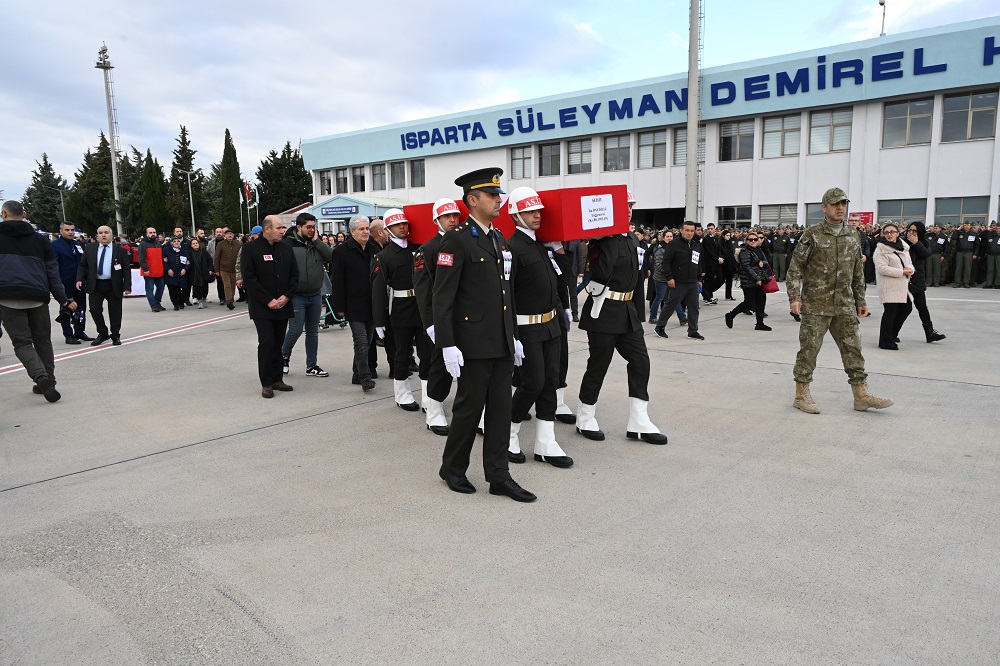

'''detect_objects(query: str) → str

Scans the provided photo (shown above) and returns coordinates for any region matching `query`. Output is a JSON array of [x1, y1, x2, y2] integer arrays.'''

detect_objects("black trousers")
[[90, 280, 122, 338], [59, 281, 87, 339], [216, 275, 226, 302], [634, 274, 646, 320], [0, 303, 54, 382], [391, 324, 431, 381], [441, 356, 513, 484], [880, 301, 912, 346], [167, 284, 186, 307], [512, 334, 560, 422], [192, 283, 210, 300], [254, 317, 288, 387], [730, 285, 766, 325], [425, 347, 453, 402], [558, 329, 569, 389], [579, 328, 650, 405], [369, 323, 395, 378], [908, 288, 935, 337]]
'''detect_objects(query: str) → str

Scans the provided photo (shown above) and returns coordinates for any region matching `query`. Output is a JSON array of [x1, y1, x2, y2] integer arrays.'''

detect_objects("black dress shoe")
[[508, 450, 526, 464], [439, 469, 476, 494], [688, 331, 705, 340], [397, 401, 420, 412], [272, 381, 294, 391], [90, 335, 110, 347], [352, 376, 361, 385], [534, 454, 574, 468], [65, 337, 81, 345], [555, 413, 577, 424], [76, 333, 95, 341], [627, 431, 669, 444], [489, 478, 536, 502], [35, 374, 61, 403], [261, 386, 274, 398], [111, 336, 122, 346], [32, 385, 43, 395], [878, 342, 899, 350], [576, 426, 605, 441], [362, 378, 376, 391], [926, 330, 946, 343], [427, 424, 449, 436], [654, 327, 668, 339], [725, 312, 734, 329]]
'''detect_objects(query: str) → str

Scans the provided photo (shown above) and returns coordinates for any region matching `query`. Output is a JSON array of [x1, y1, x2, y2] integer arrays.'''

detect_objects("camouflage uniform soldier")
[[786, 188, 893, 414]]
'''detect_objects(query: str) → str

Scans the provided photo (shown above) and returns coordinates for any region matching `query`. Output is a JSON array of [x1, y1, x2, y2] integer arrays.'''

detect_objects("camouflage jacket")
[[786, 221, 866, 316]]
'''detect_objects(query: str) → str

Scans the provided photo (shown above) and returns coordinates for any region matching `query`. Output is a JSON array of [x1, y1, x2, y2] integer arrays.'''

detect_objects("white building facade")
[[303, 18, 1000, 230]]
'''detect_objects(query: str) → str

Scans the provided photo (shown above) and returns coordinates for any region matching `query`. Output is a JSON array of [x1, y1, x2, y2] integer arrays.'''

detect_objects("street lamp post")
[[880, 0, 887, 37], [180, 170, 196, 237]]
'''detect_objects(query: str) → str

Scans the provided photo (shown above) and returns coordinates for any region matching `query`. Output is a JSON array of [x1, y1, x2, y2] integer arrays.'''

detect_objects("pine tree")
[[118, 147, 146, 237], [21, 153, 69, 232], [166, 125, 207, 232], [140, 150, 170, 233], [256, 141, 311, 217], [65, 132, 115, 235], [215, 129, 243, 232]]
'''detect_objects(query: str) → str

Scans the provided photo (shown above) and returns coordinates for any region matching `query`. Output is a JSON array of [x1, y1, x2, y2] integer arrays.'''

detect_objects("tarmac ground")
[[1, 284, 998, 665]]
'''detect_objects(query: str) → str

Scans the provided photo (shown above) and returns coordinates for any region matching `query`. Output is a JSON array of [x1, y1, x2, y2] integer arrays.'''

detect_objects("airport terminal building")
[[302, 17, 1000, 232]]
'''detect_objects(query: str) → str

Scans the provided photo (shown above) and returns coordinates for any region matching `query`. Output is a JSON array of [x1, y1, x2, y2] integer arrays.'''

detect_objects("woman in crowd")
[[720, 229, 736, 300], [335, 232, 347, 245], [904, 221, 946, 343], [724, 232, 772, 331], [162, 237, 191, 311], [187, 237, 214, 309], [873, 222, 914, 350]]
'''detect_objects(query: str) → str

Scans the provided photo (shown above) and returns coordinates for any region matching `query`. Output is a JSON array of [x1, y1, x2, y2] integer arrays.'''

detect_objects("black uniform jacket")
[[242, 236, 299, 320], [372, 240, 421, 328], [579, 234, 642, 335], [507, 228, 562, 343], [413, 232, 444, 329], [432, 217, 517, 359], [77, 242, 132, 296]]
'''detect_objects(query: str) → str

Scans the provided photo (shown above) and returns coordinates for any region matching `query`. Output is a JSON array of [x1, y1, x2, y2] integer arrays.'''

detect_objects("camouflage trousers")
[[793, 313, 868, 385]]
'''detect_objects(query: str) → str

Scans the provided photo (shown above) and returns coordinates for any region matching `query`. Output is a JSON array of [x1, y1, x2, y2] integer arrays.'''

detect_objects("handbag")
[[761, 266, 779, 294]]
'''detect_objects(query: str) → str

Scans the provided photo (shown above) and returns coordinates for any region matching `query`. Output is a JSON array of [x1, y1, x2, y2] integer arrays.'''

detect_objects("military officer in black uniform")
[[372, 208, 428, 412], [577, 191, 669, 445], [504, 187, 573, 469], [412, 198, 462, 436], [433, 167, 536, 502]]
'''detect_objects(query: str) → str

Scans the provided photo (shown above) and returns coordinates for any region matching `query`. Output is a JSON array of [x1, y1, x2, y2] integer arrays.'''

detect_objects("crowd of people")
[[1, 184, 984, 499]]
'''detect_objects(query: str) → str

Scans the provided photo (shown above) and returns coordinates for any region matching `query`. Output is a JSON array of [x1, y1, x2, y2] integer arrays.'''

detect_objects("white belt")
[[516, 308, 558, 325], [392, 289, 414, 298], [607, 289, 633, 301]]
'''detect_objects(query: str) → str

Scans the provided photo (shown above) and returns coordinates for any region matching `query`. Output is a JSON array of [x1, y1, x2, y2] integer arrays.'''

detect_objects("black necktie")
[[99, 245, 108, 278]]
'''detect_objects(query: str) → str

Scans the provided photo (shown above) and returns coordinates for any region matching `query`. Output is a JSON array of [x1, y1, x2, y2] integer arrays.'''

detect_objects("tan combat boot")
[[793, 382, 820, 414], [851, 383, 893, 411]]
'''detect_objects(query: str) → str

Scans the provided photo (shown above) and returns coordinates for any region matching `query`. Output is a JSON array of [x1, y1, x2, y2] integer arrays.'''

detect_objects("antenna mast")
[[95, 44, 124, 235]]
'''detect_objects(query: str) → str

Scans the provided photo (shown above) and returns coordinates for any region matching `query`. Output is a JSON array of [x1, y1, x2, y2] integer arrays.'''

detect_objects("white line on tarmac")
[[924, 298, 1000, 303], [0, 311, 248, 376]]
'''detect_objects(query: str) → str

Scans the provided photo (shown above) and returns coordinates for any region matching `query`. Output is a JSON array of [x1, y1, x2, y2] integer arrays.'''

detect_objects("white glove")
[[375, 326, 385, 339], [426, 324, 435, 344], [565, 308, 573, 332], [443, 346, 464, 378], [514, 339, 525, 367]]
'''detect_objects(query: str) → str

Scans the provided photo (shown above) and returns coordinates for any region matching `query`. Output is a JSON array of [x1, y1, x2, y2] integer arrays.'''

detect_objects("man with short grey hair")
[[331, 215, 378, 390], [0, 200, 77, 402]]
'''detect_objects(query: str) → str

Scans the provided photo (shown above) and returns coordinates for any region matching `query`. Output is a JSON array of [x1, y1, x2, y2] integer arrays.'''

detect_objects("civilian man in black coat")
[[242, 216, 299, 399], [653, 220, 705, 340], [330, 215, 378, 391], [505, 187, 573, 469], [76, 225, 131, 346], [433, 168, 535, 503]]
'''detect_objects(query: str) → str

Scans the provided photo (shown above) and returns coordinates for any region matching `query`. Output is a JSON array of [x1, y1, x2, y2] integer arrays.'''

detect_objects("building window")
[[719, 120, 754, 161], [351, 166, 365, 192], [335, 168, 348, 194], [390, 161, 405, 189], [762, 115, 800, 158], [806, 203, 825, 227], [941, 90, 998, 142], [604, 134, 630, 171], [635, 130, 667, 169], [410, 159, 425, 188], [319, 170, 332, 196], [568, 139, 592, 174], [882, 98, 933, 147], [510, 146, 531, 179], [935, 196, 990, 227], [371, 163, 386, 191], [759, 204, 798, 227], [877, 199, 927, 227], [673, 126, 705, 165], [810, 108, 852, 153], [539, 143, 560, 177], [717, 206, 752, 228]]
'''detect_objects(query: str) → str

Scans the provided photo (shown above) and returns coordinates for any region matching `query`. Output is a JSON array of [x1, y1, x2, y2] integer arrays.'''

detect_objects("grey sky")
[[1, 0, 995, 201]]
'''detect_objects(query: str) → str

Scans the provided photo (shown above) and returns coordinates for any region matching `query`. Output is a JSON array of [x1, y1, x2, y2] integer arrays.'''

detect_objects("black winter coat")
[[738, 246, 771, 286], [330, 235, 377, 322]]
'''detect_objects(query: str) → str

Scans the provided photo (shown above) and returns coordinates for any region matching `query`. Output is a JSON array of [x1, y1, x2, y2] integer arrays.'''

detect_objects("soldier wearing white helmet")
[[372, 208, 430, 412], [412, 198, 462, 436], [504, 187, 574, 468]]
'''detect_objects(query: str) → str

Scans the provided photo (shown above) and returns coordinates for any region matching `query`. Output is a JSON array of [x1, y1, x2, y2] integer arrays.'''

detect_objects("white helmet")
[[432, 198, 459, 221], [627, 189, 636, 204], [507, 187, 544, 216], [383, 208, 408, 227]]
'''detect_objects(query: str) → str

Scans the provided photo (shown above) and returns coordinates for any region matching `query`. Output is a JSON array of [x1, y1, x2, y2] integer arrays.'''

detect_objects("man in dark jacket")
[[331, 215, 378, 391], [242, 216, 299, 399], [654, 220, 705, 340], [51, 221, 94, 343], [280, 213, 334, 378], [0, 200, 77, 402], [76, 225, 132, 346]]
